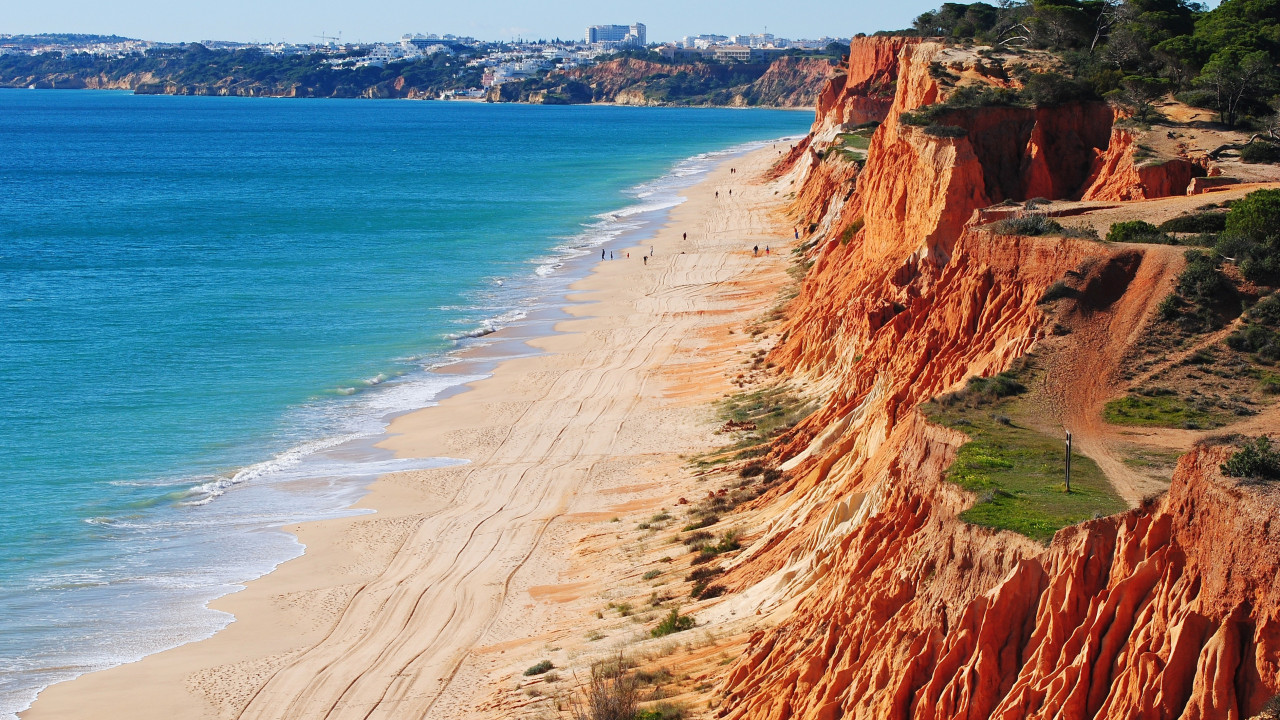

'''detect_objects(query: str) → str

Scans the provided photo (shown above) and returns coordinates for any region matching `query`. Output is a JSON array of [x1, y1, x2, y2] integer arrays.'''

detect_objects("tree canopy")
[[906, 0, 1280, 126]]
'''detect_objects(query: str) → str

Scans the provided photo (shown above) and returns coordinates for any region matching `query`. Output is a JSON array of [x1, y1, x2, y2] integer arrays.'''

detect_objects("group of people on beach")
[[601, 245, 656, 264]]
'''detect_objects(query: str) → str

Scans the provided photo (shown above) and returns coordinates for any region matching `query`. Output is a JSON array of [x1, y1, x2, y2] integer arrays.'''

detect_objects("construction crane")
[[314, 31, 341, 45]]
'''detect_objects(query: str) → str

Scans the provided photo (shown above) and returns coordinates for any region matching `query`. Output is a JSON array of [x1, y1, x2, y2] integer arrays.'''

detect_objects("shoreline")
[[0, 125, 798, 720], [22, 142, 797, 720]]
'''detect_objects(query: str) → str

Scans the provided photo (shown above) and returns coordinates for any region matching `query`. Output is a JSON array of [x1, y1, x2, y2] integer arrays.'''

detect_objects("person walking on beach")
[[683, 232, 687, 241], [794, 227, 799, 239], [715, 191, 719, 198], [753, 245, 758, 257], [766, 246, 770, 255], [643, 255, 647, 265], [610, 251, 613, 260], [601, 249, 605, 260]]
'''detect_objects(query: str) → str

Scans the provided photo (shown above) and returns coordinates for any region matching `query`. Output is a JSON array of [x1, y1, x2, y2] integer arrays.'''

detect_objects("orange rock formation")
[[813, 36, 919, 132], [715, 39, 1279, 719]]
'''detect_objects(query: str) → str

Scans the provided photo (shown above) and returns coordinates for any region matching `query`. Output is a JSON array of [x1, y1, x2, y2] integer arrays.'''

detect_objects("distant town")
[[0, 24, 849, 99]]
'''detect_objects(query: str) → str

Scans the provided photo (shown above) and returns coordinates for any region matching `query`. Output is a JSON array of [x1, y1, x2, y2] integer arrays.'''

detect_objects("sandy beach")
[[23, 143, 796, 720]]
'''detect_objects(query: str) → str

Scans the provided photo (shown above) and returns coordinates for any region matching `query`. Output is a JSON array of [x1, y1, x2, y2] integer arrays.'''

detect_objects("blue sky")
[[4, 0, 944, 44]]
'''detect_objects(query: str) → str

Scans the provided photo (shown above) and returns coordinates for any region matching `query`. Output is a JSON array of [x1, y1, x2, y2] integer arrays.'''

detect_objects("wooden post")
[[1065, 430, 1073, 493]]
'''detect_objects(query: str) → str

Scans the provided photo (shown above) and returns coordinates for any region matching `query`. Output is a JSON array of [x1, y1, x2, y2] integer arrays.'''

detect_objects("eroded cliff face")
[[723, 445, 1280, 720], [813, 36, 918, 133], [1082, 128, 1209, 201], [715, 39, 1279, 720]]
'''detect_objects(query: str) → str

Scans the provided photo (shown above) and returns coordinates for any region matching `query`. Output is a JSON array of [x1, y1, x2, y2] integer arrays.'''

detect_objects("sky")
[[3, 0, 944, 44]]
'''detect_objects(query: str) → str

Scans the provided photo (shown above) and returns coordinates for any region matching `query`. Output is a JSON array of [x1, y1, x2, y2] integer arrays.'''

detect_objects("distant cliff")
[[0, 44, 481, 99], [487, 56, 838, 107]]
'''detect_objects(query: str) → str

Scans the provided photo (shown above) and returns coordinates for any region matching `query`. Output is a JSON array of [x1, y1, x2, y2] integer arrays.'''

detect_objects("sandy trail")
[[22, 144, 794, 720]]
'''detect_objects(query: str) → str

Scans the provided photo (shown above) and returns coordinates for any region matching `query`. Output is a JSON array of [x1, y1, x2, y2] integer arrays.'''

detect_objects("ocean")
[[0, 90, 810, 717]]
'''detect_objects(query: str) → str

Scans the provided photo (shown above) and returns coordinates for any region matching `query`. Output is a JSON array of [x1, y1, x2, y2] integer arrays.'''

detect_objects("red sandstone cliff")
[[711, 39, 1279, 720], [813, 36, 918, 133]]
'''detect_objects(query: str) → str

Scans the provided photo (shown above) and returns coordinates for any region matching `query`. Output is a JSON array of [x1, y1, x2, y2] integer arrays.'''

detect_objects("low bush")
[[681, 530, 713, 546], [634, 702, 687, 720], [990, 214, 1065, 237], [923, 123, 968, 138], [694, 584, 727, 600], [1225, 295, 1280, 360], [1225, 324, 1280, 361], [1039, 280, 1075, 304], [936, 371, 1027, 408], [1250, 294, 1280, 325], [1107, 220, 1170, 244], [1020, 71, 1099, 106], [650, 608, 695, 638], [1241, 141, 1280, 164], [1060, 224, 1100, 240], [681, 516, 717, 532], [1158, 212, 1228, 234], [567, 654, 638, 720], [525, 659, 555, 676], [900, 84, 1020, 126], [1166, 250, 1239, 331], [685, 566, 723, 583], [1221, 436, 1280, 480], [642, 569, 662, 580], [1217, 189, 1280, 285]]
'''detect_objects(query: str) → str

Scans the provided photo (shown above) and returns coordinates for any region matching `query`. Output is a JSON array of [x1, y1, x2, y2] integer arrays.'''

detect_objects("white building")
[[585, 23, 646, 48]]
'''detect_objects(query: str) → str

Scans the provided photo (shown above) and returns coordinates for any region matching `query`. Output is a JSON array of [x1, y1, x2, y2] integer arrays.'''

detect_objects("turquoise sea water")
[[0, 90, 810, 716]]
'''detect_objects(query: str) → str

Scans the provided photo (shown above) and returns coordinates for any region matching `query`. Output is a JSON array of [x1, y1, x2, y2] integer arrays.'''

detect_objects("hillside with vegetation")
[[487, 52, 841, 107], [0, 43, 483, 98], [894, 0, 1279, 130]]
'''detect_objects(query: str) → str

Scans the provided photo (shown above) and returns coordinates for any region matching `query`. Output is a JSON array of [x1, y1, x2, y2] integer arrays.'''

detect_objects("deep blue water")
[[0, 90, 810, 716]]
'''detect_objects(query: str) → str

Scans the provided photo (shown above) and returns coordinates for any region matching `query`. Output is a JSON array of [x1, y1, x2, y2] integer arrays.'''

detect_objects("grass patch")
[[1103, 392, 1232, 429], [924, 377, 1126, 542], [836, 132, 871, 150], [713, 384, 818, 454]]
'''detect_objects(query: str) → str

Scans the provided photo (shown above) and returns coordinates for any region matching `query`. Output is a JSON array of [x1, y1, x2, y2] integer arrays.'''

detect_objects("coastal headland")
[[22, 20, 1280, 720]]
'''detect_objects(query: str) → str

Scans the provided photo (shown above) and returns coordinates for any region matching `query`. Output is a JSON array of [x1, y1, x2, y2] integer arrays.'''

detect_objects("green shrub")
[[923, 123, 968, 138], [1241, 141, 1280, 164], [694, 584, 727, 600], [1219, 189, 1280, 284], [1221, 436, 1280, 480], [1039, 280, 1075, 303], [681, 530, 713, 546], [1061, 224, 1101, 240], [1177, 250, 1233, 307], [1158, 212, 1228, 234], [937, 371, 1027, 408], [1107, 220, 1170, 244], [685, 566, 723, 583], [634, 702, 687, 720], [990, 214, 1065, 236], [1020, 71, 1099, 106], [650, 608, 695, 637], [900, 84, 1020, 125], [1225, 189, 1280, 241], [681, 516, 717, 532], [1249, 294, 1280, 325], [525, 659, 555, 676]]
